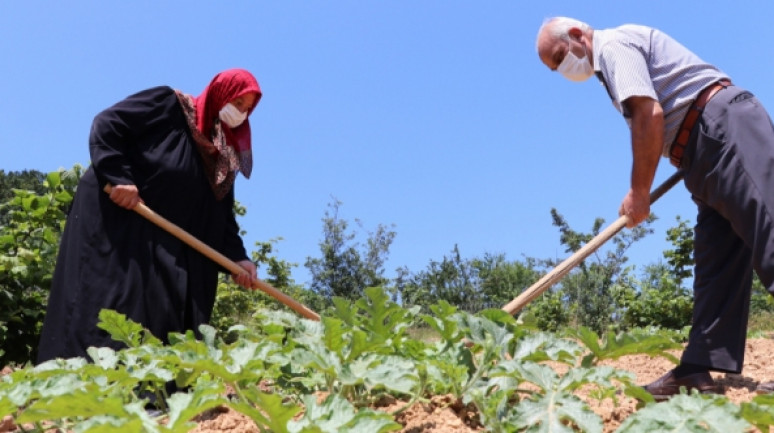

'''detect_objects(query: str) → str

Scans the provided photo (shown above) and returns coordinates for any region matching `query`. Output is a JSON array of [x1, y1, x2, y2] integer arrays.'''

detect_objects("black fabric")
[[673, 362, 709, 378], [37, 86, 248, 363], [678, 85, 774, 373]]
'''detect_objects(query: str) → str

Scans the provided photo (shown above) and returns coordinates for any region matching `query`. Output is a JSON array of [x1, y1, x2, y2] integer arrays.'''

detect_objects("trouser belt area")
[[670, 79, 732, 167]]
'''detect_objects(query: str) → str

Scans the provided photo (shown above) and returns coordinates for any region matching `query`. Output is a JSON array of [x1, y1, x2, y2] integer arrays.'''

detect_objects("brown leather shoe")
[[642, 369, 721, 401]]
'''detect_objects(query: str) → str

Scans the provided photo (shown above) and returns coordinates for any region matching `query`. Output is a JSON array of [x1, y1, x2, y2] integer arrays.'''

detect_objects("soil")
[[4, 338, 774, 432]]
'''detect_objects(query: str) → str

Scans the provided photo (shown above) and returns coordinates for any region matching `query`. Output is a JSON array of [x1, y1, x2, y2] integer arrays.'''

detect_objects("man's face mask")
[[557, 39, 593, 82]]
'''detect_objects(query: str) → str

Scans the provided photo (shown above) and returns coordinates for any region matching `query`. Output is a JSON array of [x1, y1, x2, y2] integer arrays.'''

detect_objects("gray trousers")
[[679, 85, 774, 373]]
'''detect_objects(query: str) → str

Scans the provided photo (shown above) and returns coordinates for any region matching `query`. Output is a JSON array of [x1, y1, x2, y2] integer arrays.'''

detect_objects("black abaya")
[[37, 86, 248, 363]]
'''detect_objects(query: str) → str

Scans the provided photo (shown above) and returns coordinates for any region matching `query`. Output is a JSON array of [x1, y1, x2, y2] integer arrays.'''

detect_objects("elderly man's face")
[[538, 25, 591, 73], [537, 31, 570, 71]]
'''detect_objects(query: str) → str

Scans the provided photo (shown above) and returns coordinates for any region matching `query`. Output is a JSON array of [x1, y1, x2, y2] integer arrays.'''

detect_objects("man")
[[536, 17, 774, 400]]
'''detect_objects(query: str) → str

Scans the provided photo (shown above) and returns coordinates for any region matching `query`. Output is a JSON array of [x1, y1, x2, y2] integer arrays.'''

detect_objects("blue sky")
[[2, 2, 772, 287]]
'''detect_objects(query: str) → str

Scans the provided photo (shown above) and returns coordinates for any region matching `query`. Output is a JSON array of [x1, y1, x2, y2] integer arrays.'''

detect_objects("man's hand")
[[619, 188, 650, 228], [232, 259, 258, 289], [108, 184, 142, 209]]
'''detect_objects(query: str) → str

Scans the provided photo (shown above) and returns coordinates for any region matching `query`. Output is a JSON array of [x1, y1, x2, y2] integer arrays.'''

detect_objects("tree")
[[521, 288, 571, 332], [661, 215, 774, 324], [473, 253, 541, 308], [395, 247, 542, 314], [548, 208, 655, 333], [397, 244, 480, 312], [663, 215, 694, 285], [305, 198, 395, 303], [0, 169, 47, 225], [0, 166, 82, 365], [610, 261, 693, 332]]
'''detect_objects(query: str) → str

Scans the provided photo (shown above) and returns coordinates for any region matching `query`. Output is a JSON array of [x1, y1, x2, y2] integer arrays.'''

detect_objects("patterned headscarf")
[[176, 68, 261, 199]]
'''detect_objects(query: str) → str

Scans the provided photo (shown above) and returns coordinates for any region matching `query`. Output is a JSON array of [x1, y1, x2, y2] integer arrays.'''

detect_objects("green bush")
[[0, 167, 81, 365], [522, 289, 571, 332], [619, 265, 693, 331]]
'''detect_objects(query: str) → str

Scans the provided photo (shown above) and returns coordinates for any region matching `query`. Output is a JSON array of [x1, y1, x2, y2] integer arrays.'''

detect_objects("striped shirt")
[[592, 24, 730, 156]]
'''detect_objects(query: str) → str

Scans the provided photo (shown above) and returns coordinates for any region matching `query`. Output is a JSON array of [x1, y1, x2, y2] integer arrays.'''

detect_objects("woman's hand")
[[232, 260, 258, 289], [109, 184, 142, 209]]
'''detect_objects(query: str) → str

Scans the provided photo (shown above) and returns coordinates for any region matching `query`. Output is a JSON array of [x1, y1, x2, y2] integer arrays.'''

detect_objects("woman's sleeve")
[[88, 86, 175, 187]]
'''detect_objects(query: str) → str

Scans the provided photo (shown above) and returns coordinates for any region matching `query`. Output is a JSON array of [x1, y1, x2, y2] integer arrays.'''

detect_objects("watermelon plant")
[[3, 287, 774, 432]]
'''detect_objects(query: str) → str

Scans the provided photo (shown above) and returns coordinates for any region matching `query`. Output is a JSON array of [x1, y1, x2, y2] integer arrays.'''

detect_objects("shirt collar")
[[592, 29, 603, 73]]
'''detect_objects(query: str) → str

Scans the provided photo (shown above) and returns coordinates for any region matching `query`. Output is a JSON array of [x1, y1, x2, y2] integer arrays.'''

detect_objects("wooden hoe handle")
[[104, 184, 321, 321], [501, 170, 685, 316]]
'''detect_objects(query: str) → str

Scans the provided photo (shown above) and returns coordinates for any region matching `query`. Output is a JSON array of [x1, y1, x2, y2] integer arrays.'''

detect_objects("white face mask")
[[219, 103, 248, 128], [557, 39, 593, 82]]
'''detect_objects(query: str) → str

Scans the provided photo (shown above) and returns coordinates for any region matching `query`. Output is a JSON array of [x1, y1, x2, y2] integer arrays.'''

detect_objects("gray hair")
[[536, 17, 592, 50]]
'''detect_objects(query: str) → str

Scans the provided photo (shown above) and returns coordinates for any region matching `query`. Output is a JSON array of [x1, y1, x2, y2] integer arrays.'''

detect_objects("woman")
[[37, 69, 262, 363]]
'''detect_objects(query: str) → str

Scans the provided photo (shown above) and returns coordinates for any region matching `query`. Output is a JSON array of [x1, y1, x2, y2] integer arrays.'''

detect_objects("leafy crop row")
[[3, 287, 774, 432]]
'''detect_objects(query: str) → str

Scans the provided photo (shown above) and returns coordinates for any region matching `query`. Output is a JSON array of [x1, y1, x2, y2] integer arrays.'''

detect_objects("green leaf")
[[466, 388, 512, 432], [0, 233, 15, 248], [165, 385, 226, 432], [17, 388, 128, 423], [96, 309, 163, 348], [53, 190, 73, 203], [21, 195, 35, 211], [618, 392, 750, 432], [73, 415, 148, 433], [347, 328, 370, 361], [425, 354, 470, 396], [229, 387, 301, 433], [225, 340, 261, 372], [566, 326, 681, 367], [124, 356, 175, 384], [291, 344, 341, 379], [340, 412, 402, 433], [88, 347, 119, 369], [10, 370, 87, 406], [321, 317, 346, 355], [514, 362, 559, 393], [199, 324, 218, 347], [557, 365, 634, 394], [741, 393, 774, 431], [350, 354, 418, 396], [42, 226, 57, 244], [511, 389, 602, 433], [0, 401, 14, 420], [288, 394, 401, 433], [420, 302, 462, 345], [34, 356, 90, 373], [45, 171, 62, 189], [353, 288, 398, 338], [459, 312, 512, 352], [511, 332, 582, 364], [477, 308, 519, 328], [331, 296, 358, 326]]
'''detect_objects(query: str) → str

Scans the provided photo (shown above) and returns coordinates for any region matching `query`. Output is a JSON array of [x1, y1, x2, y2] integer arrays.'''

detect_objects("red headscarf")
[[194, 68, 262, 178]]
